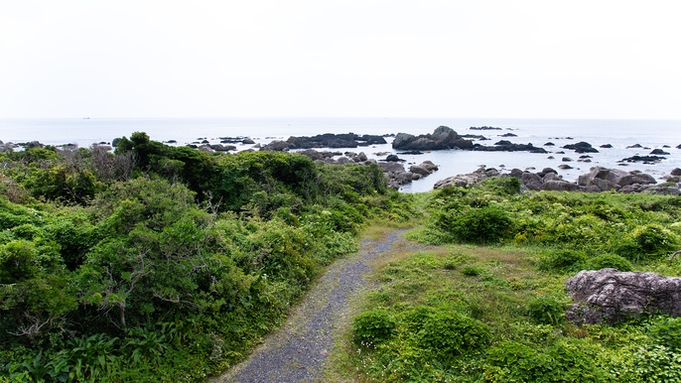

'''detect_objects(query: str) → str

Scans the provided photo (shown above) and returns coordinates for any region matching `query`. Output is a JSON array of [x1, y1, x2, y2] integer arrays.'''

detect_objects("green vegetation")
[[0, 134, 416, 382], [336, 178, 681, 382]]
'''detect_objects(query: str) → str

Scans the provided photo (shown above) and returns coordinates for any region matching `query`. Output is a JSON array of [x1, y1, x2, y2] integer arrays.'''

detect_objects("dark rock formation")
[[460, 134, 490, 140], [210, 144, 237, 152], [563, 141, 599, 153], [618, 172, 657, 187], [566, 268, 681, 325], [500, 133, 518, 137], [470, 126, 502, 130], [545, 142, 555, 146], [541, 180, 579, 191], [275, 133, 388, 149], [262, 140, 292, 151], [600, 144, 613, 148], [472, 142, 547, 154], [671, 168, 681, 176], [650, 149, 671, 155], [392, 126, 473, 151], [620, 155, 666, 164], [385, 154, 403, 162], [627, 144, 643, 149]]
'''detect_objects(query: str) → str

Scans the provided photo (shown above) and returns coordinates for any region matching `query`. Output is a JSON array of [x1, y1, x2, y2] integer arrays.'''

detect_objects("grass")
[[322, 239, 581, 382]]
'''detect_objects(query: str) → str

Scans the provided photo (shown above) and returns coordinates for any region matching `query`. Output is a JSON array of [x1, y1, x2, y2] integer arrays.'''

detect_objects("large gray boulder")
[[618, 172, 657, 187], [566, 268, 681, 325], [578, 167, 628, 191], [540, 180, 579, 191]]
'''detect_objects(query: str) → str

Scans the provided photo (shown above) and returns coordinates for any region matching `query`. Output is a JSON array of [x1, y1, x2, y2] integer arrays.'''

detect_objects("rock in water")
[[566, 268, 681, 324]]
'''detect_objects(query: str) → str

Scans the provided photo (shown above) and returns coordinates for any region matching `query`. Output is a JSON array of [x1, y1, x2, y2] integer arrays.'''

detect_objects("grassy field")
[[326, 180, 681, 383]]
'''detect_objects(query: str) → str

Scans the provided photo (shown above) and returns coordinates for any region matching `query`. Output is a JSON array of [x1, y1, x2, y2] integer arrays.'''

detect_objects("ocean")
[[1, 117, 680, 193]]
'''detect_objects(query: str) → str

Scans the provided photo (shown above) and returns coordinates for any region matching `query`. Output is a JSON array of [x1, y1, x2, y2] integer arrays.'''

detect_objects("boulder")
[[672, 168, 681, 176], [600, 144, 613, 148], [618, 172, 657, 187], [563, 141, 599, 153], [433, 167, 490, 189], [566, 268, 681, 324], [577, 167, 627, 191], [521, 172, 543, 190], [409, 165, 431, 177], [379, 162, 406, 173], [385, 154, 403, 162], [210, 144, 236, 152], [261, 140, 292, 151], [419, 160, 439, 172], [542, 172, 562, 182], [651, 149, 671, 155], [540, 180, 579, 191], [644, 185, 681, 196]]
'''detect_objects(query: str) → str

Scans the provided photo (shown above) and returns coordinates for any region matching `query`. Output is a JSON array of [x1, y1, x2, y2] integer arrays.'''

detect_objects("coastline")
[[1, 117, 681, 193]]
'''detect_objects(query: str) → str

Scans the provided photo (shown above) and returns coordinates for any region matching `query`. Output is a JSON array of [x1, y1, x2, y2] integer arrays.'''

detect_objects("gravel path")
[[213, 229, 414, 383]]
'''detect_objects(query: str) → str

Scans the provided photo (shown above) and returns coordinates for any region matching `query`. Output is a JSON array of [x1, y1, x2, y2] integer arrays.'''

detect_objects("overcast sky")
[[1, 1, 679, 119]]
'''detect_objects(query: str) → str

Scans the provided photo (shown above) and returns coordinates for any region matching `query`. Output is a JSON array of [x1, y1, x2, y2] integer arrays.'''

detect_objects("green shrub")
[[648, 316, 681, 351], [617, 224, 680, 261], [587, 253, 634, 272], [479, 176, 521, 196], [448, 206, 513, 244], [485, 340, 609, 383], [418, 311, 490, 358], [537, 249, 588, 273], [527, 296, 565, 325], [462, 265, 484, 276], [352, 309, 396, 348]]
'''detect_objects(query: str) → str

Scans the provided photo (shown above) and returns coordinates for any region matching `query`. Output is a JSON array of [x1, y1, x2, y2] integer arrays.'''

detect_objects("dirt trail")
[[213, 229, 414, 383]]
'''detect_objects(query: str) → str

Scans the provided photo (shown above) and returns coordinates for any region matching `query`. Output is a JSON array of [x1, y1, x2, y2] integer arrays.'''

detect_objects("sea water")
[[1, 117, 680, 193]]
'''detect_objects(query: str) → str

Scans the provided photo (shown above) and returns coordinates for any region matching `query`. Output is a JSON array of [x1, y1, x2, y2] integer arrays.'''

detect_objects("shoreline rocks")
[[432, 165, 679, 195]]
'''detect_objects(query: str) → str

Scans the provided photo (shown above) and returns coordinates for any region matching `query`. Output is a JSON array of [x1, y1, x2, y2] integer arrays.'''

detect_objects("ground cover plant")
[[0, 133, 417, 382], [337, 177, 681, 382]]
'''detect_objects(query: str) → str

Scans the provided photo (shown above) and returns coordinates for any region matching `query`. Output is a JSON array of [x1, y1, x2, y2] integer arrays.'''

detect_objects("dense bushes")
[[0, 133, 416, 381], [422, 180, 681, 269]]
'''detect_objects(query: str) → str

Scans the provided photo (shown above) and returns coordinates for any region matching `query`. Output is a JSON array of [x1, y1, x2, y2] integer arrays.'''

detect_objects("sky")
[[1, 1, 680, 119]]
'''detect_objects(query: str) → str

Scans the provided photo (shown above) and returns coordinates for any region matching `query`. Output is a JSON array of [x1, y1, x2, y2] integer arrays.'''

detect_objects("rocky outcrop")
[[578, 167, 628, 192], [620, 155, 667, 164], [469, 126, 502, 130], [262, 133, 387, 151], [472, 141, 548, 153], [431, 165, 675, 194], [392, 126, 473, 151], [563, 141, 599, 153], [566, 268, 681, 325], [433, 167, 501, 189]]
